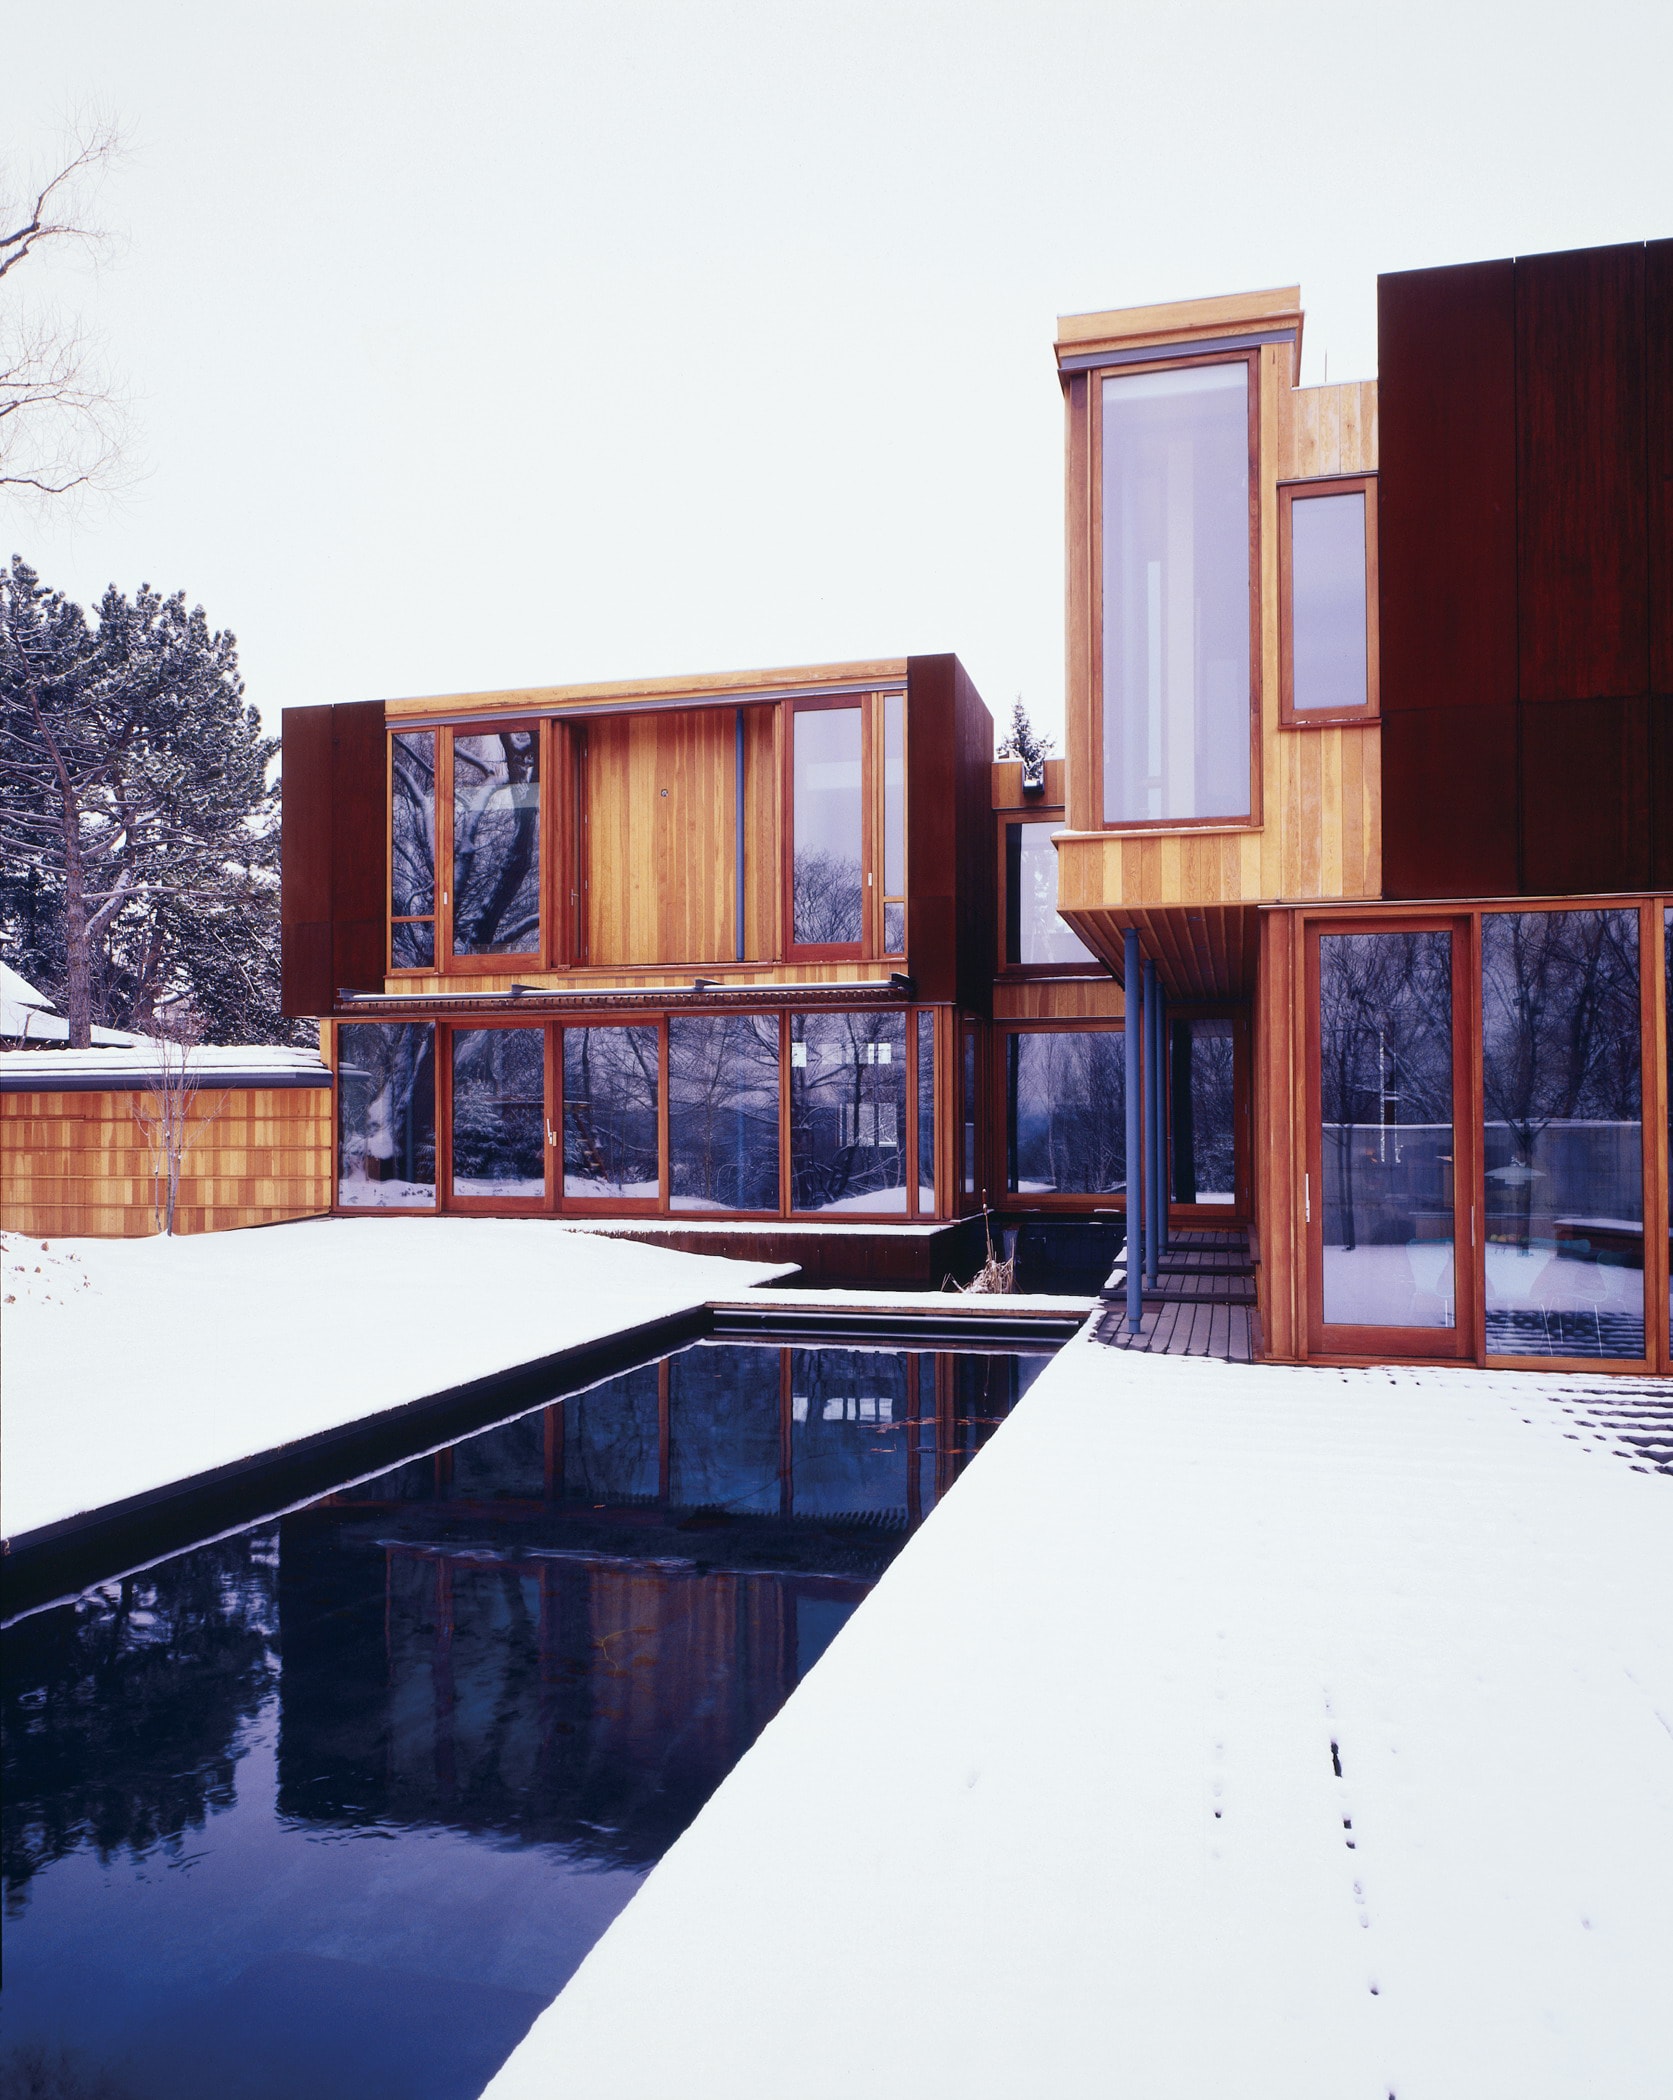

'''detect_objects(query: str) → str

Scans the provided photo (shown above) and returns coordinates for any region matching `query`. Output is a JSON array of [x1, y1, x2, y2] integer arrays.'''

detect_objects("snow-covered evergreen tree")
[[995, 696, 1055, 786], [0, 556, 301, 1046]]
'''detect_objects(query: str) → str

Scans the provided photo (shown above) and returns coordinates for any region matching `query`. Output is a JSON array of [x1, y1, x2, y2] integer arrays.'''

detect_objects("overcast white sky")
[[5, 0, 1670, 741]]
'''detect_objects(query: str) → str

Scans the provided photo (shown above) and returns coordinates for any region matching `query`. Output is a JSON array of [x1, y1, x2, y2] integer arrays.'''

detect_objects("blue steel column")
[[1155, 981, 1168, 1258], [1124, 928, 1144, 1332], [1143, 958, 1161, 1287]]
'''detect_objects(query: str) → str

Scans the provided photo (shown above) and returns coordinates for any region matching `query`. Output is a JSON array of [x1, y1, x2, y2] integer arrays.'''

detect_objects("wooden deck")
[[1094, 1228, 1256, 1361]]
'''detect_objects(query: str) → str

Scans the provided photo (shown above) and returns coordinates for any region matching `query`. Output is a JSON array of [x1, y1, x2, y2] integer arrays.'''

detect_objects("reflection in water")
[[1, 1344, 1045, 2100]]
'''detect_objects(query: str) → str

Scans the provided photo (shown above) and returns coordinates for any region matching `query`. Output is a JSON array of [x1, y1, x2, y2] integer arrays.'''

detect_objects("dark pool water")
[[0, 1342, 1046, 2100]]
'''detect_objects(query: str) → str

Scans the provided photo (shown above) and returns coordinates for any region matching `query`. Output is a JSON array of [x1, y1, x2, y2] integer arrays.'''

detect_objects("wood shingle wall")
[[0, 1086, 331, 1238]]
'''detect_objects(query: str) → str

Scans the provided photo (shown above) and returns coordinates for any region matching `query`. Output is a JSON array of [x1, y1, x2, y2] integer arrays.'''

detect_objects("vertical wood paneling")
[[1516, 243, 1649, 705], [330, 700, 389, 995], [1379, 259, 1518, 716], [280, 706, 336, 1016], [0, 1088, 331, 1237], [583, 709, 737, 965], [1650, 239, 1673, 695]]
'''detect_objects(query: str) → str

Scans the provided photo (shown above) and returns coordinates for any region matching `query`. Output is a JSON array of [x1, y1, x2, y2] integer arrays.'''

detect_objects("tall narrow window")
[[1101, 361, 1252, 823], [1281, 479, 1376, 720], [1482, 909, 1643, 1361], [669, 1014, 780, 1213], [1004, 820, 1095, 966], [791, 705, 863, 948], [390, 732, 435, 968], [1169, 1018, 1236, 1205], [881, 691, 906, 954], [916, 1009, 936, 1213], [1318, 931, 1455, 1329], [962, 1026, 979, 1201], [790, 1011, 907, 1214], [452, 729, 540, 957], [451, 1026, 546, 1202], [337, 1022, 436, 1209], [563, 1025, 659, 1202]]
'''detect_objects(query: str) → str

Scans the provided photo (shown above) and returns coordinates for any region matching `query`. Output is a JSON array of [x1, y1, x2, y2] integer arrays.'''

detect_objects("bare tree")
[[129, 1018, 228, 1235], [1, 122, 128, 502]]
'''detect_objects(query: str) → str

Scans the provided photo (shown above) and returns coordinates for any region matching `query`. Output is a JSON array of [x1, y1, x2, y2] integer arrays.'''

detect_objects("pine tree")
[[0, 556, 301, 1046], [995, 696, 1055, 784]]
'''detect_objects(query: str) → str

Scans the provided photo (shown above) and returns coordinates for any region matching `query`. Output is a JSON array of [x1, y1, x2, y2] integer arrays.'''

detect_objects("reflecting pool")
[[0, 1343, 1046, 2100]]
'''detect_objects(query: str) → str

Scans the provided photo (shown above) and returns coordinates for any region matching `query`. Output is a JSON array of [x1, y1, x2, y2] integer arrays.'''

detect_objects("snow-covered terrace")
[[485, 1337, 1673, 2100]]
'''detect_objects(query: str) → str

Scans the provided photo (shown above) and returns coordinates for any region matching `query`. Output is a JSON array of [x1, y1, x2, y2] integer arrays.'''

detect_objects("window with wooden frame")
[[997, 808, 1097, 972], [389, 722, 546, 974], [1091, 352, 1261, 830], [784, 691, 904, 961], [1279, 475, 1379, 725]]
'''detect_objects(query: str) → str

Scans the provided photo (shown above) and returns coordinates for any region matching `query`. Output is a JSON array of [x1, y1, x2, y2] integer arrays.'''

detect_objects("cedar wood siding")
[[1379, 240, 1670, 900]]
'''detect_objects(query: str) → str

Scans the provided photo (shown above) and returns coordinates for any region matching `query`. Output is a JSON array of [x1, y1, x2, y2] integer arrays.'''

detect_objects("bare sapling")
[[128, 1019, 227, 1235]]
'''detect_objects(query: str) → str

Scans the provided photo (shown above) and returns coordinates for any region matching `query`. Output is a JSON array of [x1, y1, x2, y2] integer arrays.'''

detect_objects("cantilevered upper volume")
[[1051, 280, 1379, 1002]]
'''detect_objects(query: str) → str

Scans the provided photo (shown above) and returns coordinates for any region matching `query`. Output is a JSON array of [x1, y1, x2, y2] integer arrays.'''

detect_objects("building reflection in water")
[[277, 1345, 1043, 1867]]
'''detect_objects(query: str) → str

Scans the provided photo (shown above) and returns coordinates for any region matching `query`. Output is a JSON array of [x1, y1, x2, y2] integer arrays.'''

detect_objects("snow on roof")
[[0, 1043, 329, 1091], [1, 962, 145, 1048]]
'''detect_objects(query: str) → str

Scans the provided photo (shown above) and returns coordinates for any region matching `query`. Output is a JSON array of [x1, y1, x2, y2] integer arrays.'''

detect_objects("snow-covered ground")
[[0, 1219, 789, 1542], [485, 1336, 1673, 2100]]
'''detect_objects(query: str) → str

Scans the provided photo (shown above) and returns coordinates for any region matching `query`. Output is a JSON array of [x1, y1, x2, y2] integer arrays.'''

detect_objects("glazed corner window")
[[1100, 360, 1252, 824], [1005, 820, 1095, 967], [452, 728, 541, 957], [390, 731, 435, 968], [791, 704, 864, 949], [1281, 478, 1378, 721]]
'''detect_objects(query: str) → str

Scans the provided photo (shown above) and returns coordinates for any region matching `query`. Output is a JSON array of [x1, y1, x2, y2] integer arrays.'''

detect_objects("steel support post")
[[1124, 928, 1144, 1332]]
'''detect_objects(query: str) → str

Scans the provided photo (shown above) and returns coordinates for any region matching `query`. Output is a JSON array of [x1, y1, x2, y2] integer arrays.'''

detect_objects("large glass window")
[[1101, 362, 1252, 823], [1318, 931, 1455, 1329], [790, 1011, 907, 1214], [791, 706, 864, 947], [881, 692, 906, 954], [563, 1025, 660, 1201], [1005, 1030, 1126, 1195], [1170, 1018, 1236, 1204], [452, 729, 540, 956], [1005, 820, 1095, 966], [337, 1022, 436, 1208], [669, 1014, 780, 1212], [916, 1010, 936, 1213], [451, 1026, 546, 1200], [390, 731, 435, 969], [1482, 909, 1644, 1360], [1285, 485, 1372, 716]]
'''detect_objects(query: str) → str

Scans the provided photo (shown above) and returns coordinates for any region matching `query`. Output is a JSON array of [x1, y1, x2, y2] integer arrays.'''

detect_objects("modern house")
[[256, 238, 1673, 1371]]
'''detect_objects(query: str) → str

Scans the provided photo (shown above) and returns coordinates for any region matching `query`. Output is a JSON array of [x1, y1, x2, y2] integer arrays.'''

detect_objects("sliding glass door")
[[1307, 921, 1472, 1357]]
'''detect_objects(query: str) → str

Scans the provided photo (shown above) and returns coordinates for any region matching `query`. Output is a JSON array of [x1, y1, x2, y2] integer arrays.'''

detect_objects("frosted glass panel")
[[1102, 363, 1251, 822], [1291, 491, 1368, 712]]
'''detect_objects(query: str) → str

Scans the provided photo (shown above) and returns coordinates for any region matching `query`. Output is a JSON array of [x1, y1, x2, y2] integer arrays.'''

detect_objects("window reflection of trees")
[[1481, 909, 1644, 1357], [669, 1015, 780, 1211], [451, 1027, 545, 1194], [563, 1026, 659, 1198], [792, 847, 864, 947], [452, 731, 540, 956], [337, 1021, 436, 1204], [789, 1011, 908, 1212], [390, 731, 435, 967], [1005, 1030, 1126, 1194], [1318, 932, 1452, 1255], [1481, 910, 1641, 1249], [2, 1535, 278, 1916]]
